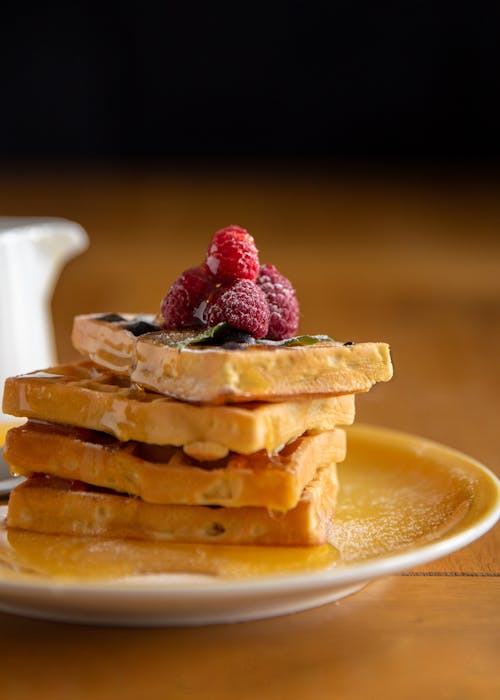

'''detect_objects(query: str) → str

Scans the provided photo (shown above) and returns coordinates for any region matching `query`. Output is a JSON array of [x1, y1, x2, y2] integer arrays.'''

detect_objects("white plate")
[[0, 424, 499, 626]]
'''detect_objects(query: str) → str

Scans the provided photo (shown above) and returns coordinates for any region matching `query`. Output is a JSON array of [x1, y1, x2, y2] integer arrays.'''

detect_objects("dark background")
[[1, 1, 499, 165]]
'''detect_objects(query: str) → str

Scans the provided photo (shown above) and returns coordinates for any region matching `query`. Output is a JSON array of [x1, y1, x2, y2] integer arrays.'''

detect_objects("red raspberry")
[[206, 226, 260, 283], [256, 264, 299, 340], [206, 279, 270, 339], [160, 264, 214, 329]]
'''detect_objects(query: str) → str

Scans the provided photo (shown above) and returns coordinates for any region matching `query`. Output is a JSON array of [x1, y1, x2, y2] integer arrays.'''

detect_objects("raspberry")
[[160, 264, 214, 329], [256, 264, 299, 340], [206, 279, 270, 339], [206, 226, 260, 283]]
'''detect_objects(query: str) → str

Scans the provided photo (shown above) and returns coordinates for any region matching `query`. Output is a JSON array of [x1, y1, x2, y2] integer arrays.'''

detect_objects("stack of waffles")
[[2, 313, 393, 547]]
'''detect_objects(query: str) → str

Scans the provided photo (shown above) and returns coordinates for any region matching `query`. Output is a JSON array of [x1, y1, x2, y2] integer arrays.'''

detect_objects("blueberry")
[[221, 341, 248, 350], [219, 328, 256, 345], [203, 326, 256, 347], [124, 320, 161, 337], [97, 313, 126, 323]]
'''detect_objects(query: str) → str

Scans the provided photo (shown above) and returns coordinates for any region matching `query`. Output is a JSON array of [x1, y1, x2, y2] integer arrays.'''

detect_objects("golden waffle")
[[5, 421, 346, 510], [72, 313, 393, 404], [2, 361, 355, 460], [7, 463, 338, 546], [71, 313, 158, 374]]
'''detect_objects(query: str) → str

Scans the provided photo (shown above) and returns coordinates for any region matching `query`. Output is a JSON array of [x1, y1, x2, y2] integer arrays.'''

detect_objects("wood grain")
[[0, 168, 499, 698], [0, 577, 498, 700]]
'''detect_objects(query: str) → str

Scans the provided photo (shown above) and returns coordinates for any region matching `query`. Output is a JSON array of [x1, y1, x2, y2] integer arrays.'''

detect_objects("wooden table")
[[0, 168, 499, 699]]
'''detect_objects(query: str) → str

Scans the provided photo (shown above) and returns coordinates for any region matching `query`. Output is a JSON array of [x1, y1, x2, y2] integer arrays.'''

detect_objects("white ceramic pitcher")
[[0, 217, 89, 422]]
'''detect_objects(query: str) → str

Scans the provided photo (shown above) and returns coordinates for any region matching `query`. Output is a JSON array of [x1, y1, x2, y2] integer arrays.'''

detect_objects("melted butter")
[[0, 510, 339, 582]]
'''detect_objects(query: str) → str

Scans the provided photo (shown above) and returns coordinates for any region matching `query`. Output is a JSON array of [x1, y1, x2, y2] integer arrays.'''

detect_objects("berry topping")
[[159, 226, 301, 342], [124, 320, 161, 337], [206, 226, 260, 283], [160, 264, 214, 329], [256, 264, 300, 340], [206, 279, 270, 339], [97, 313, 126, 323]]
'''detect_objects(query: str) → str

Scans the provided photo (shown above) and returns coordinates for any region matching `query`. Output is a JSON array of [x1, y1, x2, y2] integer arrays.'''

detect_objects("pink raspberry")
[[206, 279, 270, 339], [256, 264, 300, 340], [160, 264, 214, 329], [206, 225, 260, 283]]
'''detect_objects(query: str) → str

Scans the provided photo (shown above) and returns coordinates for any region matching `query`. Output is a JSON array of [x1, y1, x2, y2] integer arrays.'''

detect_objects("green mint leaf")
[[160, 327, 334, 350], [160, 324, 232, 350], [187, 323, 233, 346]]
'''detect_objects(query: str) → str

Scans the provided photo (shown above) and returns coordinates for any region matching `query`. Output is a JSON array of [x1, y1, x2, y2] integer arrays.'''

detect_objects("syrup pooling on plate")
[[0, 427, 487, 583], [330, 426, 480, 561], [0, 509, 338, 582]]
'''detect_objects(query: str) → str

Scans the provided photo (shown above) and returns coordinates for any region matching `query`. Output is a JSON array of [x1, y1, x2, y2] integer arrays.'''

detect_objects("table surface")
[[0, 168, 499, 699]]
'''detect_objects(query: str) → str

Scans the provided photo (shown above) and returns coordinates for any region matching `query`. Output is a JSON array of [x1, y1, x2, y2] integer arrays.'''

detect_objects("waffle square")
[[7, 463, 339, 546], [5, 421, 346, 511], [72, 313, 393, 403], [2, 361, 355, 460]]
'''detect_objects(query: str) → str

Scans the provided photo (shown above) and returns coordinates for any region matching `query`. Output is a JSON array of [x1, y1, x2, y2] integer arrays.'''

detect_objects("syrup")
[[0, 513, 338, 582]]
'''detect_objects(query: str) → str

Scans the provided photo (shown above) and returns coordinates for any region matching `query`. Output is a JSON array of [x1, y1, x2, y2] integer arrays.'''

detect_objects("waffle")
[[72, 313, 393, 403], [7, 463, 339, 546], [71, 313, 159, 374], [5, 421, 346, 511], [2, 361, 355, 460]]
